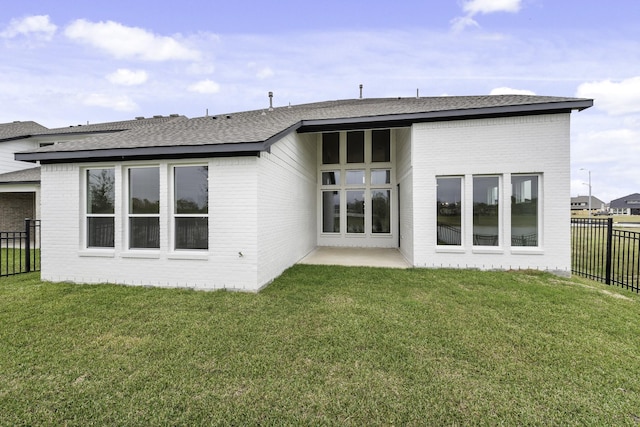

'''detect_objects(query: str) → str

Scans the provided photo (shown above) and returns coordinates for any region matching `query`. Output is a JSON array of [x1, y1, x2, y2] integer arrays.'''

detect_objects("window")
[[322, 191, 340, 233], [347, 131, 364, 163], [371, 189, 390, 233], [322, 132, 340, 164], [473, 176, 499, 246], [347, 190, 365, 233], [322, 171, 340, 186], [437, 177, 462, 246], [174, 166, 209, 250], [86, 168, 115, 248], [371, 129, 390, 162], [512, 175, 539, 247], [128, 167, 160, 249]]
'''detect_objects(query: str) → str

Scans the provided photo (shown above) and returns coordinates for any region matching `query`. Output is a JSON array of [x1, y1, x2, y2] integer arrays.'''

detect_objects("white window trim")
[[125, 165, 161, 251], [435, 175, 464, 250], [82, 166, 116, 253], [169, 163, 210, 253], [510, 173, 543, 252]]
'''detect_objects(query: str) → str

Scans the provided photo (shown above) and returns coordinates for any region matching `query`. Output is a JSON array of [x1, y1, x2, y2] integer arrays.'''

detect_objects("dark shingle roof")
[[610, 193, 640, 208], [16, 95, 592, 163], [0, 166, 40, 184], [36, 115, 186, 135], [0, 121, 48, 141]]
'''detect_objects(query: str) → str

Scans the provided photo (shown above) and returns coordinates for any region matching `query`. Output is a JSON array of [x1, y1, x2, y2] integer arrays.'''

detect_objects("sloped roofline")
[[16, 97, 593, 164]]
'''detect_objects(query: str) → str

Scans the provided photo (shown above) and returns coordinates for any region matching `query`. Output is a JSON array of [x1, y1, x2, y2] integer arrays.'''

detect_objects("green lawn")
[[0, 248, 40, 276], [1, 267, 639, 425]]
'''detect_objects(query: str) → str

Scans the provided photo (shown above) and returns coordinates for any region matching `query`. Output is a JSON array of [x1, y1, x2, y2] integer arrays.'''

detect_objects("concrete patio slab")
[[298, 247, 410, 269]]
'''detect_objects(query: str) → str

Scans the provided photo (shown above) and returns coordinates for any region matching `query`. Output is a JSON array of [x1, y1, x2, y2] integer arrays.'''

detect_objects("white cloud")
[[452, 0, 522, 32], [83, 93, 138, 111], [64, 19, 200, 61], [106, 69, 148, 86], [490, 86, 535, 95], [188, 79, 221, 94], [462, 0, 522, 15], [256, 67, 274, 79], [576, 77, 640, 115], [0, 15, 57, 40]]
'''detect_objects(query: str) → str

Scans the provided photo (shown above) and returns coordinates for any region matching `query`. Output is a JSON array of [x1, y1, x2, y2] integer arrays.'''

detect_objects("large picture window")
[[86, 168, 115, 248], [174, 166, 209, 250], [128, 167, 160, 249], [511, 175, 539, 247], [473, 176, 500, 246], [437, 177, 462, 246]]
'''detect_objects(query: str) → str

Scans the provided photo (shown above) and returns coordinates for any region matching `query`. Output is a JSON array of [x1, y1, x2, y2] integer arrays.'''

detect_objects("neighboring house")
[[610, 193, 640, 215], [16, 95, 593, 291], [0, 115, 185, 230], [0, 121, 47, 231], [0, 167, 41, 230], [570, 195, 605, 212]]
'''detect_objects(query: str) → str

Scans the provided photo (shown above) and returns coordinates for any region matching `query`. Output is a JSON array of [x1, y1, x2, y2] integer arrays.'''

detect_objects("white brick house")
[[16, 95, 592, 291]]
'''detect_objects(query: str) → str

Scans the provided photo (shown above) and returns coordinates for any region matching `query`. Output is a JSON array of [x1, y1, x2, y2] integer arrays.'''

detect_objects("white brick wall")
[[396, 127, 414, 264], [257, 133, 317, 287], [410, 113, 571, 274], [40, 158, 262, 291]]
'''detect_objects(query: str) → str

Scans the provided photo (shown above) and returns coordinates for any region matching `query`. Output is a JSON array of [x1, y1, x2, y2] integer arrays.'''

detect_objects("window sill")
[[78, 249, 115, 258], [121, 251, 161, 259], [472, 247, 504, 254], [510, 247, 544, 255], [436, 246, 466, 253], [167, 252, 209, 261]]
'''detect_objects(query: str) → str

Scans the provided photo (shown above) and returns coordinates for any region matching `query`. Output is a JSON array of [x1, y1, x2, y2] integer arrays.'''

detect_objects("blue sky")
[[1, 0, 639, 203]]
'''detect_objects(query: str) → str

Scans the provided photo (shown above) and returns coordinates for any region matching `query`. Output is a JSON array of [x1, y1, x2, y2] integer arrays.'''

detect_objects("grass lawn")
[[1, 267, 639, 425]]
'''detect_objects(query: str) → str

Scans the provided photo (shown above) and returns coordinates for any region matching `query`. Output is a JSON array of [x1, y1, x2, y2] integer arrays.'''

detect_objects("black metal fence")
[[572, 217, 639, 292], [0, 219, 41, 277]]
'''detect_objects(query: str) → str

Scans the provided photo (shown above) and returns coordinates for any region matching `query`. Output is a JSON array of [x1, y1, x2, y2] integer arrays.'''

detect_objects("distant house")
[[0, 116, 184, 230], [570, 195, 605, 213], [16, 95, 592, 291], [610, 193, 640, 215]]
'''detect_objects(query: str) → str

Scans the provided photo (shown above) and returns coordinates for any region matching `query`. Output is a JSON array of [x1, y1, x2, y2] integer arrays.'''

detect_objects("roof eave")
[[15, 142, 265, 164], [297, 100, 593, 133]]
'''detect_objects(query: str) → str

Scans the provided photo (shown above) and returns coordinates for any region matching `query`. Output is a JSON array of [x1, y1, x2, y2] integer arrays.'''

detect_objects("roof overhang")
[[15, 141, 264, 164], [297, 100, 593, 133], [15, 98, 593, 164]]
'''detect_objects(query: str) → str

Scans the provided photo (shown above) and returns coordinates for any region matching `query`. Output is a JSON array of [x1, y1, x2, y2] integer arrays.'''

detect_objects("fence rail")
[[0, 219, 40, 277], [571, 218, 639, 292]]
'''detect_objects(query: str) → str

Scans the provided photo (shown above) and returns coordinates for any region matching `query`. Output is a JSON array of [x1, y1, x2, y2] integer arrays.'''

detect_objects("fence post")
[[605, 217, 613, 285], [24, 218, 31, 273]]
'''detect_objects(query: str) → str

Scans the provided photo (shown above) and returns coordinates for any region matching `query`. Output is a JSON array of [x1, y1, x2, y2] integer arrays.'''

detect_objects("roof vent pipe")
[[416, 88, 419, 99], [268, 91, 274, 111], [359, 84, 363, 99]]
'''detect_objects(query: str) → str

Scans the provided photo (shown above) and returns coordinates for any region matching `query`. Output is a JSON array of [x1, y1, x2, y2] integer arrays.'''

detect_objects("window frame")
[[171, 164, 210, 251], [126, 166, 161, 250], [84, 167, 116, 249], [511, 174, 542, 249], [436, 176, 464, 247], [472, 175, 501, 248]]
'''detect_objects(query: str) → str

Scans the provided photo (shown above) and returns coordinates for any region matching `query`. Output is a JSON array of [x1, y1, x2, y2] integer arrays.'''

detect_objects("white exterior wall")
[[40, 157, 263, 291], [395, 127, 414, 264], [257, 133, 317, 288], [0, 139, 38, 173], [411, 113, 571, 274]]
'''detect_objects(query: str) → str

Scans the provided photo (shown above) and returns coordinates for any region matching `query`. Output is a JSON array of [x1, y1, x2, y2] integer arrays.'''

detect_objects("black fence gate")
[[571, 217, 640, 292], [0, 219, 41, 277]]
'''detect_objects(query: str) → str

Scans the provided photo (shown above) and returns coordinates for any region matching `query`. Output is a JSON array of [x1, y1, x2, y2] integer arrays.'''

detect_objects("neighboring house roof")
[[34, 114, 186, 136], [571, 196, 604, 209], [0, 121, 48, 142], [0, 166, 41, 184], [610, 193, 640, 209], [16, 95, 593, 164]]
